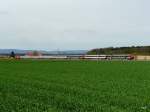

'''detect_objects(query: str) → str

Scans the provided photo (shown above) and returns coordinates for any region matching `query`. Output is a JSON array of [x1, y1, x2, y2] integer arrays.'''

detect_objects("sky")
[[0, 0, 150, 50]]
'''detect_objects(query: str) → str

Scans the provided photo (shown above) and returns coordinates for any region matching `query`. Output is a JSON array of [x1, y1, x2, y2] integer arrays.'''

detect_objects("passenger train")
[[19, 55, 135, 60]]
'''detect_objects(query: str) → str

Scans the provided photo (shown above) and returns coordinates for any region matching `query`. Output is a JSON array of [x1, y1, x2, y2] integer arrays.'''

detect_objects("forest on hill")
[[87, 46, 150, 55]]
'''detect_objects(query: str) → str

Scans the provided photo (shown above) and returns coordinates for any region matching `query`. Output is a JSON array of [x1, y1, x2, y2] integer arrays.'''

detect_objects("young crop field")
[[0, 60, 150, 112]]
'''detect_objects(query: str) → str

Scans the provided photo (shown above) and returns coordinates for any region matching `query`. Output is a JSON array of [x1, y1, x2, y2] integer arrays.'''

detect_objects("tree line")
[[87, 46, 150, 55]]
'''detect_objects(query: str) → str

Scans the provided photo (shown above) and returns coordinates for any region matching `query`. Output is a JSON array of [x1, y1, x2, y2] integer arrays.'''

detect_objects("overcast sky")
[[0, 0, 150, 50]]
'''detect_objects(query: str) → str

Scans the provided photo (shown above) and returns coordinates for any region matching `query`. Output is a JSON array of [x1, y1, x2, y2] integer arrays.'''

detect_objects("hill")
[[88, 46, 150, 55], [0, 49, 88, 55]]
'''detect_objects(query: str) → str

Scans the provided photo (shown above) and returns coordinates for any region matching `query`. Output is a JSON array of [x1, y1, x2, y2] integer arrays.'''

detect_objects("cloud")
[[0, 0, 150, 50], [0, 11, 9, 15]]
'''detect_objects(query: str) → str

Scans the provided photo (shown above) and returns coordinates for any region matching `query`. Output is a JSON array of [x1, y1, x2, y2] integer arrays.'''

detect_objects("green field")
[[0, 60, 150, 112]]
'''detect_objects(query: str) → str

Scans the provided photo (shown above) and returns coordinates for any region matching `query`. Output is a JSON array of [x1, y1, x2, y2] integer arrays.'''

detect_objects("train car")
[[20, 55, 67, 59], [107, 55, 135, 60], [67, 55, 83, 59], [83, 55, 107, 60]]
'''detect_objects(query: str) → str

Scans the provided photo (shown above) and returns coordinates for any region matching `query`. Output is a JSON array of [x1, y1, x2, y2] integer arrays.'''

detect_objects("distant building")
[[135, 55, 150, 61], [26, 51, 42, 56]]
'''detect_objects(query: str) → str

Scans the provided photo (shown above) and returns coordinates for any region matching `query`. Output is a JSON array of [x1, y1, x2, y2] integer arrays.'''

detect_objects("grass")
[[0, 60, 150, 112]]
